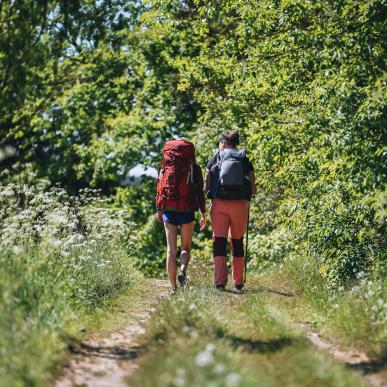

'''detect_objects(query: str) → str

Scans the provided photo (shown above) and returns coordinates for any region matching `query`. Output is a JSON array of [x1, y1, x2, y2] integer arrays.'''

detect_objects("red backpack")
[[156, 139, 197, 211]]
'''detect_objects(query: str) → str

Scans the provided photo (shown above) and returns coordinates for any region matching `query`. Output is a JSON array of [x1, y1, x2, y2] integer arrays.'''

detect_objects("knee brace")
[[213, 237, 227, 257], [231, 238, 244, 257]]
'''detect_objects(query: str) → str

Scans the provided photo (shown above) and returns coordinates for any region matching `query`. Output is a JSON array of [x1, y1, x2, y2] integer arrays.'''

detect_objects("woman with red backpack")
[[156, 139, 206, 293], [205, 131, 256, 294]]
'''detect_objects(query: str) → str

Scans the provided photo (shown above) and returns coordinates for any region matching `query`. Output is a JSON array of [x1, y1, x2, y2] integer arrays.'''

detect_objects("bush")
[[134, 213, 167, 277], [0, 183, 139, 385]]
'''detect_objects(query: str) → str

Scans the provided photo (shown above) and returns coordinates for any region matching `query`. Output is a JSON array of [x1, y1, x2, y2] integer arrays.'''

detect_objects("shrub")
[[0, 183, 139, 385]]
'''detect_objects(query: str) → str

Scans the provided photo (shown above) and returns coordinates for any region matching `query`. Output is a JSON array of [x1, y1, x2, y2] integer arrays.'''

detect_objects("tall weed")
[[0, 183, 139, 385]]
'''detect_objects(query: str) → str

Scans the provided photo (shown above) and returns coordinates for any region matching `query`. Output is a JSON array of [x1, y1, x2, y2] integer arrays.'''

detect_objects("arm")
[[204, 169, 210, 193], [195, 165, 207, 231], [155, 167, 164, 223], [156, 209, 164, 223]]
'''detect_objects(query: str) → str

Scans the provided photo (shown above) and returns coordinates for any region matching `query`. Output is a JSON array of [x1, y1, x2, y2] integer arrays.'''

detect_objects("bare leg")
[[164, 222, 178, 290], [180, 221, 195, 273]]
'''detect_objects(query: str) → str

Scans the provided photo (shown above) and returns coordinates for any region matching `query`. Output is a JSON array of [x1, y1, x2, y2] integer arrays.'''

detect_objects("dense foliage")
[[0, 1, 386, 383], [1, 1, 385, 284], [142, 0, 386, 287], [0, 0, 197, 192]]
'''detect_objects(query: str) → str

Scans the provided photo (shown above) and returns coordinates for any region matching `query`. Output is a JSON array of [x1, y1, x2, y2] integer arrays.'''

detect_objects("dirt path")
[[55, 277, 386, 387], [258, 282, 386, 386], [56, 279, 170, 387], [298, 323, 387, 386]]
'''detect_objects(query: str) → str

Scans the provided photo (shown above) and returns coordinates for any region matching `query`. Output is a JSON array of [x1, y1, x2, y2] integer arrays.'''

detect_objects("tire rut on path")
[[261, 284, 386, 386], [298, 322, 387, 386], [56, 279, 170, 387]]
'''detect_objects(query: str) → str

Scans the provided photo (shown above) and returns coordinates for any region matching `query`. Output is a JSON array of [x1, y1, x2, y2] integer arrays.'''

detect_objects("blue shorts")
[[162, 211, 195, 225]]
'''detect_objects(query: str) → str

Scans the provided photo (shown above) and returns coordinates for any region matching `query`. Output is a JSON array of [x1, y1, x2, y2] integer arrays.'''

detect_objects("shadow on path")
[[68, 341, 141, 360], [217, 331, 293, 354], [347, 356, 387, 375], [245, 286, 295, 298]]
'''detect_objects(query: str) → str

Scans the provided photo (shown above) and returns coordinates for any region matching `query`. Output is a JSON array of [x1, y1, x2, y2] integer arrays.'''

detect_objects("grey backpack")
[[212, 149, 251, 200]]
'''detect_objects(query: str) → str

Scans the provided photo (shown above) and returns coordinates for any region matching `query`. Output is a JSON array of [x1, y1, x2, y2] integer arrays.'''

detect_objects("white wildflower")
[[12, 245, 24, 255], [195, 349, 214, 367], [226, 372, 241, 387], [174, 368, 186, 386], [47, 238, 62, 248], [47, 212, 68, 226], [214, 363, 226, 374], [205, 343, 215, 352]]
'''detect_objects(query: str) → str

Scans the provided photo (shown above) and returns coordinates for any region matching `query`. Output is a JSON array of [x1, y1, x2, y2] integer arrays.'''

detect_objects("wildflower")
[[214, 363, 226, 374], [226, 372, 241, 387], [174, 368, 186, 386], [195, 348, 214, 367], [366, 290, 374, 298], [188, 303, 197, 311], [12, 245, 24, 255], [47, 212, 68, 226], [47, 238, 62, 248], [356, 271, 365, 279]]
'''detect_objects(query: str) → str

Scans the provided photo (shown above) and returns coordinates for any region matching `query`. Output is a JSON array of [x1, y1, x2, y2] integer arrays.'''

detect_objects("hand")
[[199, 213, 206, 231], [156, 211, 164, 224]]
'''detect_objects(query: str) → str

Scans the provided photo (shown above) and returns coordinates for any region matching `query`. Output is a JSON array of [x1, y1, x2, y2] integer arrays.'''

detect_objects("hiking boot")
[[232, 284, 244, 294], [215, 284, 226, 291], [177, 271, 186, 287]]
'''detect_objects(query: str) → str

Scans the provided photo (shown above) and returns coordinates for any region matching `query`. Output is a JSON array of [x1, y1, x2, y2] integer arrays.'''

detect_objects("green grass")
[[0, 243, 142, 387], [130, 263, 368, 387], [267, 256, 387, 358], [0, 184, 141, 386]]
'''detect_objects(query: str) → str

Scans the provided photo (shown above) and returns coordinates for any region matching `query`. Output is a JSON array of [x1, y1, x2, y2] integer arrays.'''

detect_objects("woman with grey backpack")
[[205, 131, 256, 293]]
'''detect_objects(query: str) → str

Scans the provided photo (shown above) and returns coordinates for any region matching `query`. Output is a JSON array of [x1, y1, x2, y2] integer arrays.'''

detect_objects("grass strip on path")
[[130, 273, 368, 387]]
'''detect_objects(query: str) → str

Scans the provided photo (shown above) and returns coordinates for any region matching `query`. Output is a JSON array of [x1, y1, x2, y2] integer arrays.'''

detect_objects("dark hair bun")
[[223, 130, 240, 146], [229, 131, 239, 146]]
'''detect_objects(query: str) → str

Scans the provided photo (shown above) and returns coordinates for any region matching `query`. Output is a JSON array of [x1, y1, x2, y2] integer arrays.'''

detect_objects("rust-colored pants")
[[210, 199, 249, 287]]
